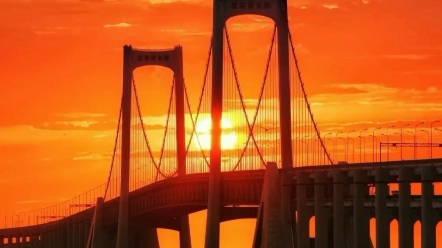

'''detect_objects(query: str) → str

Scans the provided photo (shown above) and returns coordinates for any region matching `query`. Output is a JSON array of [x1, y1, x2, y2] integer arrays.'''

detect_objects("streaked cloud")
[[382, 54, 432, 60], [73, 153, 112, 160], [57, 112, 107, 119], [37, 120, 118, 131], [229, 23, 272, 33], [103, 22, 132, 28], [322, 3, 339, 9]]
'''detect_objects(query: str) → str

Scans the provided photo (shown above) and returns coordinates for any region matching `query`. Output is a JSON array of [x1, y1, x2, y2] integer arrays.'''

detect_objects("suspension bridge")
[[1, 0, 442, 247]]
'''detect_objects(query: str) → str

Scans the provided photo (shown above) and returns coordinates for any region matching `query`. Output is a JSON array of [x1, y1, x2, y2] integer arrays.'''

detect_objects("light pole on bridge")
[[436, 128, 442, 158], [421, 129, 430, 158], [381, 134, 387, 161], [358, 135, 366, 163], [386, 125, 395, 161], [301, 139, 308, 165], [430, 120, 440, 158], [400, 123, 410, 160], [338, 137, 345, 162], [359, 128, 367, 163], [372, 127, 381, 162], [414, 122, 424, 159], [323, 132, 332, 165], [348, 137, 355, 163], [407, 130, 415, 160], [302, 134, 310, 166], [335, 132, 343, 163], [346, 130, 355, 162], [327, 138, 335, 164]]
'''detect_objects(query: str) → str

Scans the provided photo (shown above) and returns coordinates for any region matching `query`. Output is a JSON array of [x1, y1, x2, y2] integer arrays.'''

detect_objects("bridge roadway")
[[1, 159, 442, 247]]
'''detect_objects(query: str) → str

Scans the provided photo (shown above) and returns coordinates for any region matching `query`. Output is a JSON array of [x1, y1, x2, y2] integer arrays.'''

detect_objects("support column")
[[344, 214, 354, 247], [280, 171, 294, 248], [50, 228, 55, 248], [204, 0, 223, 246], [39, 232, 43, 248], [276, 0, 293, 169], [314, 171, 327, 248], [174, 46, 192, 248], [421, 166, 436, 248], [116, 45, 132, 248], [16, 234, 21, 248], [73, 219, 79, 248], [138, 228, 160, 248], [22, 235, 26, 248], [43, 230, 48, 248], [291, 212, 297, 247], [296, 172, 309, 248], [0, 235, 3, 248], [253, 162, 287, 248], [30, 235, 37, 248], [399, 167, 413, 248], [87, 197, 105, 248], [60, 226, 65, 248], [84, 219, 91, 247], [353, 170, 369, 248], [66, 219, 72, 248], [52, 227, 58, 248], [79, 221, 85, 248], [333, 170, 345, 248], [179, 216, 192, 248], [49, 229, 54, 248], [174, 45, 186, 177], [276, 3, 294, 244], [35, 233, 41, 248], [375, 167, 390, 248]]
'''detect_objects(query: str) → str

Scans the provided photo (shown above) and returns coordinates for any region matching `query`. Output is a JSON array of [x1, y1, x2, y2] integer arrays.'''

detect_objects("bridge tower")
[[117, 45, 190, 248], [205, 0, 294, 247]]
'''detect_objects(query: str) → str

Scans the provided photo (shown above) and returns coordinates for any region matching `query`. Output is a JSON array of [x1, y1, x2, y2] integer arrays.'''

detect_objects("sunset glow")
[[194, 117, 238, 150]]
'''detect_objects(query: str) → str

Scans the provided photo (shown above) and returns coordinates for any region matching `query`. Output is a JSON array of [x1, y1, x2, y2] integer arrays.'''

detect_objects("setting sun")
[[194, 117, 238, 150]]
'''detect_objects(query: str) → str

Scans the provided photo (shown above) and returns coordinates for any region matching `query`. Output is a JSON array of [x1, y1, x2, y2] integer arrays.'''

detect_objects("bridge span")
[[1, 159, 442, 248]]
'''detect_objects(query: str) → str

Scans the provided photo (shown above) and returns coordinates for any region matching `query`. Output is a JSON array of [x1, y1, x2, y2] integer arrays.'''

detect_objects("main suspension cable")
[[103, 96, 123, 200]]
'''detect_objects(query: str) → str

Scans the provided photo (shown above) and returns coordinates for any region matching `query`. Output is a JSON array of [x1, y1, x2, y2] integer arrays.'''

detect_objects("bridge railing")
[[0, 183, 106, 229]]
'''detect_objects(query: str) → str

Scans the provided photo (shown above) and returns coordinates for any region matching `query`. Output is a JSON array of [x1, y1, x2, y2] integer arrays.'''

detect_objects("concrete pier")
[[333, 170, 345, 248], [296, 172, 310, 248], [399, 167, 413, 248], [375, 167, 390, 248]]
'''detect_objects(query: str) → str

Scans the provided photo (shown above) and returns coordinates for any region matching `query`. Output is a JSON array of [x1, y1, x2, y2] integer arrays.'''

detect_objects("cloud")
[[57, 112, 107, 119], [37, 120, 118, 131], [92, 134, 110, 138], [103, 22, 132, 28], [158, 28, 210, 37], [307, 83, 442, 125], [0, 125, 115, 145], [132, 123, 166, 130], [229, 22, 272, 33], [73, 153, 112, 160], [382, 54, 432, 60], [322, 3, 339, 9]]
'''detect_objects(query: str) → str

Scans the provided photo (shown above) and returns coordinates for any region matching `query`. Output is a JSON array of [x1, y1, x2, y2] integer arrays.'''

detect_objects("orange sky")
[[1, 0, 442, 247]]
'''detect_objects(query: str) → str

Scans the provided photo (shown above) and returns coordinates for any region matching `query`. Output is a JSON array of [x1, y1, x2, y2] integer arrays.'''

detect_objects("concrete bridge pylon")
[[253, 162, 294, 248]]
